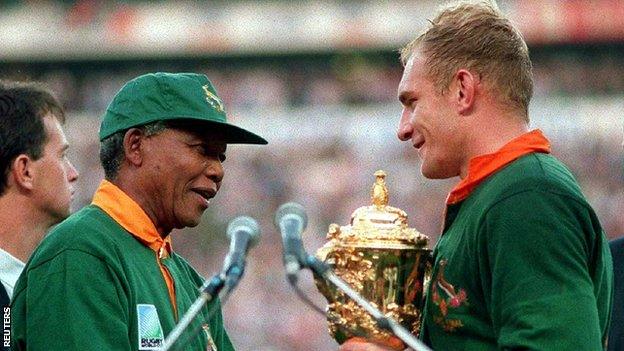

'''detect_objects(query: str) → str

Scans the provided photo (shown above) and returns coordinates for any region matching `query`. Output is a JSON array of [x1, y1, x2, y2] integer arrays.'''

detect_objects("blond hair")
[[400, 1, 533, 119]]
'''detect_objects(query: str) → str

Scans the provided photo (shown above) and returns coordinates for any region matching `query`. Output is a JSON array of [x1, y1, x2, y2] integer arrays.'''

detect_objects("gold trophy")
[[314, 170, 431, 347]]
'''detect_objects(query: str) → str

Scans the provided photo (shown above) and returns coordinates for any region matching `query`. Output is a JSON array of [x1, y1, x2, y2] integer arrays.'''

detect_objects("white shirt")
[[0, 247, 25, 300]]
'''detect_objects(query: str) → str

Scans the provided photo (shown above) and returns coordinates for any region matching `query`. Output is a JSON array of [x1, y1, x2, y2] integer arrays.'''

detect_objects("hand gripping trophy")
[[314, 170, 432, 348]]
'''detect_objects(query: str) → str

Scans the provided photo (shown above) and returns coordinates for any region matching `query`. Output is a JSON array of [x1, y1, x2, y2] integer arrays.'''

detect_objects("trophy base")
[[326, 299, 421, 345]]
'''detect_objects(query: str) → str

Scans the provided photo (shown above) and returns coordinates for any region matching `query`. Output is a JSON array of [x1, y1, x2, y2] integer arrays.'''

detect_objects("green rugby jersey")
[[421, 151, 613, 350], [11, 181, 234, 351]]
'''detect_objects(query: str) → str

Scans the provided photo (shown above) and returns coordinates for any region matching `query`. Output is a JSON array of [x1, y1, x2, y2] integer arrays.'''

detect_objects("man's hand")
[[339, 337, 404, 351]]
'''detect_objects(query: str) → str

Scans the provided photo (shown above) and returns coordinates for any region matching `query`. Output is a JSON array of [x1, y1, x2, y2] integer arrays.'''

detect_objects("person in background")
[[10, 73, 266, 350], [0, 80, 78, 309], [0, 80, 78, 351], [341, 1, 612, 350]]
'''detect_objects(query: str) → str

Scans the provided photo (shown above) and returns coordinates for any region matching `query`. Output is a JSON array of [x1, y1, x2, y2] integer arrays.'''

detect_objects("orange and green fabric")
[[11, 180, 234, 351], [420, 130, 613, 350]]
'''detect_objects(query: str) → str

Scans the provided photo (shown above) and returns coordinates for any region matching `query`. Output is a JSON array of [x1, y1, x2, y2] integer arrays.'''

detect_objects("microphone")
[[274, 202, 308, 282], [222, 216, 261, 288], [162, 216, 260, 351]]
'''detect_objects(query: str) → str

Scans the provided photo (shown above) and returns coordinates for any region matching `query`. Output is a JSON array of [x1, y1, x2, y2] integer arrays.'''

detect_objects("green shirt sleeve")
[[12, 249, 131, 350], [481, 189, 608, 351]]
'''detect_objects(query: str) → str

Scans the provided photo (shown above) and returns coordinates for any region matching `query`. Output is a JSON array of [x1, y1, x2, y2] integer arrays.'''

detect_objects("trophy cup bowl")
[[313, 170, 431, 347]]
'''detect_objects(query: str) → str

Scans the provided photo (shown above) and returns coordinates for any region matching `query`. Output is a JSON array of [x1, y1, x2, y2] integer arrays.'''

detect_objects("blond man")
[[342, 2, 612, 350]]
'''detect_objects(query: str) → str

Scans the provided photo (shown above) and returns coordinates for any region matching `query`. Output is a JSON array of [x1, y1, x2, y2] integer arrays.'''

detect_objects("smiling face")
[[397, 54, 466, 179], [140, 126, 226, 231]]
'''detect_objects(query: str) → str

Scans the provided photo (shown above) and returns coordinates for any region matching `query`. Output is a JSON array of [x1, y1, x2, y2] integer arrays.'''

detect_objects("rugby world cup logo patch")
[[137, 304, 165, 350]]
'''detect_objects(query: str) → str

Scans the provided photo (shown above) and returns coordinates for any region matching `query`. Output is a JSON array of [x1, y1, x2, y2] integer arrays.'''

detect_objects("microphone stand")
[[160, 270, 239, 351], [161, 215, 259, 351], [302, 255, 433, 351]]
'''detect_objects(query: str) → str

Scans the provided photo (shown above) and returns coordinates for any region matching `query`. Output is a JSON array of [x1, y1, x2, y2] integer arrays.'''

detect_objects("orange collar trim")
[[446, 129, 551, 205], [92, 180, 172, 256]]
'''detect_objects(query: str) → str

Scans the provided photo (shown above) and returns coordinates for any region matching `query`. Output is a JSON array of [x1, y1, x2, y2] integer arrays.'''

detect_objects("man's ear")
[[452, 69, 479, 115], [11, 154, 36, 191], [123, 128, 146, 167]]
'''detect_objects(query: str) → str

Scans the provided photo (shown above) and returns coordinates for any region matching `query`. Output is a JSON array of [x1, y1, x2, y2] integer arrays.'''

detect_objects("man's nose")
[[397, 110, 414, 141], [67, 160, 79, 182], [205, 159, 224, 184]]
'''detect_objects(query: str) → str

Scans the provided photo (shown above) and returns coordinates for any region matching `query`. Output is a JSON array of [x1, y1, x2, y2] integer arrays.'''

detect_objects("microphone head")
[[274, 202, 308, 230], [226, 216, 261, 248]]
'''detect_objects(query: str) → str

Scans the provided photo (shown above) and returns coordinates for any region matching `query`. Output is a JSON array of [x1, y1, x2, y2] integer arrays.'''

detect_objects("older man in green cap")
[[10, 72, 266, 351]]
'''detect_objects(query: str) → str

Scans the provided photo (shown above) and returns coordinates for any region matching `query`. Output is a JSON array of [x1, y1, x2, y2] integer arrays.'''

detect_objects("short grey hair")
[[99, 121, 167, 180]]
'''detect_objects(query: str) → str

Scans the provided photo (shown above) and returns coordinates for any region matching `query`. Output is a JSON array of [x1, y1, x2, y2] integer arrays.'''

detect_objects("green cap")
[[99, 72, 267, 144]]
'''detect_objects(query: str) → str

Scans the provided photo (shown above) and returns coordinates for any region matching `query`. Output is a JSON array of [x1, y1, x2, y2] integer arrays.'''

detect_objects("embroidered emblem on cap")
[[202, 85, 224, 113]]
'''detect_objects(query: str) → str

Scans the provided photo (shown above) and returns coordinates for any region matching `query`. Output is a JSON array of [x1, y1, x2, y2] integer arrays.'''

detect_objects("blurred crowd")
[[1, 50, 622, 350], [2, 47, 624, 112]]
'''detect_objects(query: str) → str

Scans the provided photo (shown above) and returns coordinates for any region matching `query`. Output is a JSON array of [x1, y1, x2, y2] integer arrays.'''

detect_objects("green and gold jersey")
[[421, 151, 612, 351], [11, 181, 234, 351]]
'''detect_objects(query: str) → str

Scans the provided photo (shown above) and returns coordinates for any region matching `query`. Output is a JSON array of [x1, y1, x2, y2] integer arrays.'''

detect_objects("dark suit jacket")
[[609, 237, 624, 351]]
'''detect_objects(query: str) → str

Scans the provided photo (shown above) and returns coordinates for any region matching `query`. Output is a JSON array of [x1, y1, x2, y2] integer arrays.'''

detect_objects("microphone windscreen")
[[226, 216, 261, 247], [274, 202, 308, 230]]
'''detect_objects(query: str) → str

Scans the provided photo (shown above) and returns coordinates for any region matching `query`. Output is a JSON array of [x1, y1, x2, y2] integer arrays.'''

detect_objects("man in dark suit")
[[609, 236, 624, 351], [0, 81, 78, 350]]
